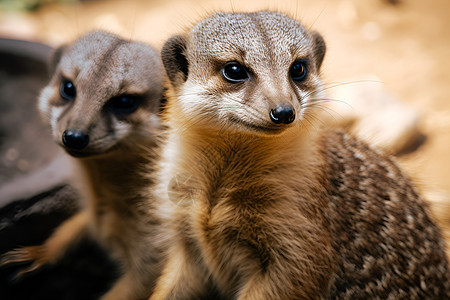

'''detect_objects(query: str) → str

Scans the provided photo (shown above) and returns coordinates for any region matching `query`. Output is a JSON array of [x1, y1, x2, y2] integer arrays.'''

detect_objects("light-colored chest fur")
[[78, 151, 153, 259], [159, 127, 334, 294]]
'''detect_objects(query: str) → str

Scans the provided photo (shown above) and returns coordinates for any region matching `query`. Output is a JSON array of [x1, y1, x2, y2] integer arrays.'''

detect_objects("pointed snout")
[[270, 104, 295, 125], [62, 129, 90, 150], [60, 100, 97, 150]]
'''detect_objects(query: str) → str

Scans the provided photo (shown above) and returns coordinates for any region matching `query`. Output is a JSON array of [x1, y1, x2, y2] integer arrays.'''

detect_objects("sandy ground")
[[1, 0, 449, 236]]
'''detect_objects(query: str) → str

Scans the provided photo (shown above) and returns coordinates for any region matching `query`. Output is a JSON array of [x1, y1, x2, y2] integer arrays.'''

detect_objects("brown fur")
[[0, 30, 170, 300], [150, 11, 450, 299]]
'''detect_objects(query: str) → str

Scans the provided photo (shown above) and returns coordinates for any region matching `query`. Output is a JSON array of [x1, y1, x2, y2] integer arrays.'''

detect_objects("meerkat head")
[[161, 11, 326, 135], [39, 30, 164, 158]]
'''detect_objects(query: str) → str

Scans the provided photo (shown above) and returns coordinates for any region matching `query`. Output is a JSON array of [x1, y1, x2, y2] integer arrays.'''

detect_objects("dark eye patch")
[[222, 62, 249, 83], [109, 95, 142, 114], [60, 79, 76, 100], [290, 60, 307, 82]]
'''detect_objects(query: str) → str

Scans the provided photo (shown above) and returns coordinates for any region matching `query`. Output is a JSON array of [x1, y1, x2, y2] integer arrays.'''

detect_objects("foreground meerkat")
[[1, 31, 169, 300], [150, 11, 450, 299]]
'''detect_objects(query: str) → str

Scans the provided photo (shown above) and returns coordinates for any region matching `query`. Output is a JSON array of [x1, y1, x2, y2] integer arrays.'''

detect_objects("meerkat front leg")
[[1, 210, 89, 278], [150, 243, 209, 300], [237, 276, 277, 300], [237, 276, 300, 300], [101, 270, 145, 300]]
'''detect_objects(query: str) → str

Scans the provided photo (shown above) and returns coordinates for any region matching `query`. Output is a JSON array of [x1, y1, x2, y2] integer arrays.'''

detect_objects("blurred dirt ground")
[[1, 0, 449, 242]]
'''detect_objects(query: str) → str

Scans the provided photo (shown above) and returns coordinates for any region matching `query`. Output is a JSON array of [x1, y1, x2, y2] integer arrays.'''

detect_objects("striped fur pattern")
[[322, 130, 450, 299]]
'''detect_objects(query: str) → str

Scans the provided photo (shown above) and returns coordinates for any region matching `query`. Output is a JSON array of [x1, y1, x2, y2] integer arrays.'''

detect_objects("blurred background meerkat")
[[1, 30, 170, 300]]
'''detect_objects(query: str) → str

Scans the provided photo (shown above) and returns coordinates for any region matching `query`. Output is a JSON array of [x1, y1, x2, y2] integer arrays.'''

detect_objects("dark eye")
[[60, 79, 76, 100], [290, 60, 307, 82], [222, 62, 249, 83], [109, 95, 141, 114]]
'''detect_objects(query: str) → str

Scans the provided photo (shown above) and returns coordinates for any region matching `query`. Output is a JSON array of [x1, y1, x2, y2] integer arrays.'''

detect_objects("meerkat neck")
[[78, 150, 152, 208], [183, 122, 311, 154], [167, 123, 317, 191]]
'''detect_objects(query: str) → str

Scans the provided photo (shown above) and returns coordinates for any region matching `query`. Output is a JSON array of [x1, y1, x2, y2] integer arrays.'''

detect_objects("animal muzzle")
[[269, 104, 295, 125], [62, 129, 90, 150]]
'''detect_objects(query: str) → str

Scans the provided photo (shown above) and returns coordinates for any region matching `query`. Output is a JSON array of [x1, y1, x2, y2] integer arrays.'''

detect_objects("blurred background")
[[1, 0, 449, 245]]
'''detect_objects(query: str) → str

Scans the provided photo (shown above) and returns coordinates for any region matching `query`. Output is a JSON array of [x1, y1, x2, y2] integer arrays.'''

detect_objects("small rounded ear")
[[49, 45, 67, 75], [312, 32, 326, 70], [161, 35, 189, 88]]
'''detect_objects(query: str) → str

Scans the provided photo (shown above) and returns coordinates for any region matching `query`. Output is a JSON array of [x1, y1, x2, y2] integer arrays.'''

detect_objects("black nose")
[[62, 129, 89, 150], [270, 105, 295, 124]]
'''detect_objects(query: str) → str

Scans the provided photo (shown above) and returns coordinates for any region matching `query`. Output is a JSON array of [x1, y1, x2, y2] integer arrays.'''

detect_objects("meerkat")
[[1, 30, 170, 300], [149, 11, 450, 299]]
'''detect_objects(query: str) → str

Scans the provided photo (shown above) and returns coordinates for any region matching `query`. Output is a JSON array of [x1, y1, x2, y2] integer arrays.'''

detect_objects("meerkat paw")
[[0, 245, 49, 280]]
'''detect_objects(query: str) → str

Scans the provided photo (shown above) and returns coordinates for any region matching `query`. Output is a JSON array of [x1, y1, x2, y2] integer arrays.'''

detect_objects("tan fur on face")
[[151, 11, 450, 300]]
